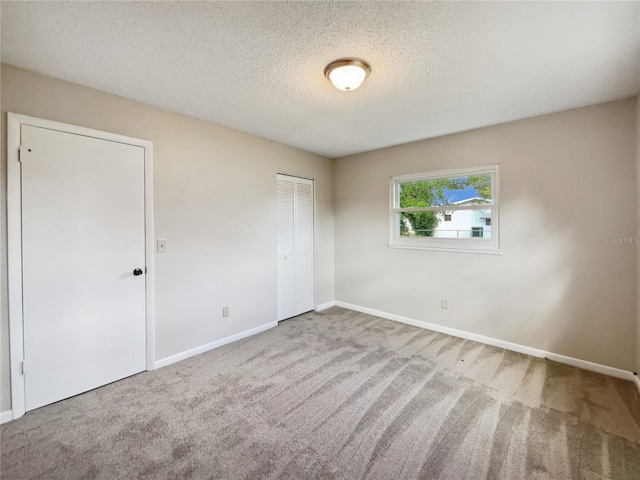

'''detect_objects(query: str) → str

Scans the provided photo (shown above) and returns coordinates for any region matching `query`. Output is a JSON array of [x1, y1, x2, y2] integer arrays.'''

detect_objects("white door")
[[21, 125, 147, 411], [277, 175, 314, 321]]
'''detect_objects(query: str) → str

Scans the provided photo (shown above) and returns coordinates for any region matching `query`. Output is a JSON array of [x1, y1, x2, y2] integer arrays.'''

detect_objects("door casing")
[[6, 113, 155, 420]]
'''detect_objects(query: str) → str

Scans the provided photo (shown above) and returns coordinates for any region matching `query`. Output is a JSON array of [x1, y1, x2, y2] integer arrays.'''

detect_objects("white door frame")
[[7, 113, 155, 420]]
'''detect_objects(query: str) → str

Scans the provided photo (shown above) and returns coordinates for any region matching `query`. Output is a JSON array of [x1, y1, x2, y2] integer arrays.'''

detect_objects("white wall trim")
[[7, 113, 25, 419], [144, 142, 156, 370], [315, 301, 336, 311], [634, 375, 640, 396], [335, 301, 635, 381], [6, 113, 155, 418], [1, 410, 13, 424], [154, 321, 278, 369], [387, 244, 503, 255]]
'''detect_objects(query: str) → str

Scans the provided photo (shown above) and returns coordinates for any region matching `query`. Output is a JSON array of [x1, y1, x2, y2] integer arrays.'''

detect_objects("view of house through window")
[[390, 165, 499, 252]]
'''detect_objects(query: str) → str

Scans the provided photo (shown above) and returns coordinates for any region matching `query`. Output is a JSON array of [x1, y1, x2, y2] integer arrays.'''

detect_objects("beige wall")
[[0, 64, 335, 412], [1, 64, 637, 414], [334, 98, 637, 371]]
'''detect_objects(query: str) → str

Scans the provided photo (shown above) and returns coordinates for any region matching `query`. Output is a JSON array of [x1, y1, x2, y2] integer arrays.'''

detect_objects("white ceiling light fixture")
[[324, 59, 371, 92]]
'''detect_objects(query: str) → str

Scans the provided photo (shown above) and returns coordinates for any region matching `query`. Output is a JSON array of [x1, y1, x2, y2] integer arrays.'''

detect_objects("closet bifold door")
[[277, 174, 314, 321]]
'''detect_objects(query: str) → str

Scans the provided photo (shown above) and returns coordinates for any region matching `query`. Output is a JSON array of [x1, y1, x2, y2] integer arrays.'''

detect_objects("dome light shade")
[[324, 59, 371, 92]]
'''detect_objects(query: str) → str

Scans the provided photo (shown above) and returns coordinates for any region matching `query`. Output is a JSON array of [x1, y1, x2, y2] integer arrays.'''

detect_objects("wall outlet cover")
[[156, 239, 167, 253]]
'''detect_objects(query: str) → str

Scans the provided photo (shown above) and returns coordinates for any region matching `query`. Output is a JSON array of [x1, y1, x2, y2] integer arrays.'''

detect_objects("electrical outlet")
[[441, 299, 448, 310], [222, 306, 229, 317], [156, 239, 167, 253]]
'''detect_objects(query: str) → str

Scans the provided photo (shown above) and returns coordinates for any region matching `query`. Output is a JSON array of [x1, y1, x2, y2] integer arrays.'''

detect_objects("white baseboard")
[[315, 301, 336, 311], [634, 375, 640, 395], [153, 321, 278, 369], [1, 410, 13, 424], [335, 301, 635, 382]]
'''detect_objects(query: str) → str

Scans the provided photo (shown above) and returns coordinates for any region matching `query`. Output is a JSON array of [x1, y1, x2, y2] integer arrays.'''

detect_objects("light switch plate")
[[157, 239, 167, 253]]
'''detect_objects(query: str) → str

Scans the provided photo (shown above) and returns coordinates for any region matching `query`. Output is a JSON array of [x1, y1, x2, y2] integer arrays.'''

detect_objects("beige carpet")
[[1, 307, 639, 479]]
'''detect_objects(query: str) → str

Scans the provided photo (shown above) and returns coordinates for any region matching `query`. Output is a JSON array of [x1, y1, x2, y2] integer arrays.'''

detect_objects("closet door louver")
[[277, 174, 314, 321], [277, 178, 294, 257], [294, 182, 313, 255]]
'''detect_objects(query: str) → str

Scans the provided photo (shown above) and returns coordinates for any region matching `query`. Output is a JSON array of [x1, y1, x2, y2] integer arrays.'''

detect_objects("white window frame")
[[389, 164, 501, 254]]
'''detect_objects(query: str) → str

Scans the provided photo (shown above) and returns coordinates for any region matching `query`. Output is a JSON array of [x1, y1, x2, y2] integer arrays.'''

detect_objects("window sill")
[[387, 243, 502, 255]]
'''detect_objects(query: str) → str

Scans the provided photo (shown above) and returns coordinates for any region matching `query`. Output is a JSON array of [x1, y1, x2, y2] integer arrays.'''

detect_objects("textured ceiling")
[[2, 1, 639, 158]]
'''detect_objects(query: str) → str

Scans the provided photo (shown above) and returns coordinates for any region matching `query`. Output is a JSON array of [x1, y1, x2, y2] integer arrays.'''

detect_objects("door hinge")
[[20, 361, 25, 375]]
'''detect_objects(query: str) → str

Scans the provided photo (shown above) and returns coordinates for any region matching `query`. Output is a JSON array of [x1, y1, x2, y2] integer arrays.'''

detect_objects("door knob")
[[133, 268, 143, 276]]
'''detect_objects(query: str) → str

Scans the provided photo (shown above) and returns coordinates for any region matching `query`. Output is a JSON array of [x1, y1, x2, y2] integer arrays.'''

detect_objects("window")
[[389, 165, 500, 253]]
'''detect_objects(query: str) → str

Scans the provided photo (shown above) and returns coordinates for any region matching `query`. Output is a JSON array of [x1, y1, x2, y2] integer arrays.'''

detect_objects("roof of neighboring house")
[[451, 197, 491, 205]]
